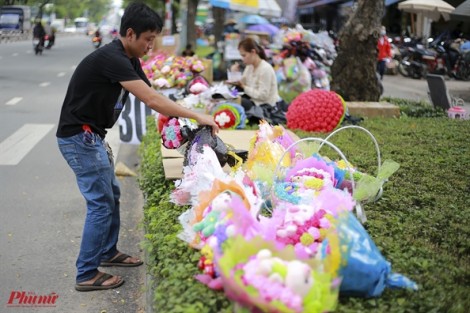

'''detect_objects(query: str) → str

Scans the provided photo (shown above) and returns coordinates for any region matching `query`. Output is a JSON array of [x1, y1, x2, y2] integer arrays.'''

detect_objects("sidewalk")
[[64, 143, 146, 313]]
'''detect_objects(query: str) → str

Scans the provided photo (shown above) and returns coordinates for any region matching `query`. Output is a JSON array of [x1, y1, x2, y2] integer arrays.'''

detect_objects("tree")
[[212, 6, 224, 45], [53, 0, 110, 22], [5, 0, 111, 22], [122, 0, 179, 35], [330, 0, 384, 101]]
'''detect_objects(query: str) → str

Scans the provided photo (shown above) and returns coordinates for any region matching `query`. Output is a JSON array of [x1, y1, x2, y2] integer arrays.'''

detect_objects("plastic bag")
[[279, 57, 311, 104], [337, 212, 418, 297]]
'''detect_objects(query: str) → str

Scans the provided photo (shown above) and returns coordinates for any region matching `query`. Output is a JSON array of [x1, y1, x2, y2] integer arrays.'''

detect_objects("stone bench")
[[346, 102, 400, 118]]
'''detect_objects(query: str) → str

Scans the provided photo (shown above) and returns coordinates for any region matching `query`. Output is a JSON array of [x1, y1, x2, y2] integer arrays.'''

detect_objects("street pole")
[[164, 0, 173, 35], [180, 0, 188, 53]]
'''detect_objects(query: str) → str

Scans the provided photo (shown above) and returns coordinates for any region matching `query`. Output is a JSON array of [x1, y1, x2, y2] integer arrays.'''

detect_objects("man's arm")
[[120, 80, 219, 134]]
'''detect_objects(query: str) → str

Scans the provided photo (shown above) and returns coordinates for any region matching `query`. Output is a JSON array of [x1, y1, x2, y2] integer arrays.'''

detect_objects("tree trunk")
[[187, 0, 199, 51], [330, 0, 384, 101], [212, 7, 225, 47]]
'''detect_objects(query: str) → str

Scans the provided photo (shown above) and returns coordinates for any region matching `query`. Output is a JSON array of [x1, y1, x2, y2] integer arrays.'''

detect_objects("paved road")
[[382, 72, 470, 105], [0, 35, 146, 313]]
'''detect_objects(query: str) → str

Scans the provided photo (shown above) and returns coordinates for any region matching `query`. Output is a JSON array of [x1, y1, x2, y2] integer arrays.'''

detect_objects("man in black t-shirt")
[[57, 2, 219, 292]]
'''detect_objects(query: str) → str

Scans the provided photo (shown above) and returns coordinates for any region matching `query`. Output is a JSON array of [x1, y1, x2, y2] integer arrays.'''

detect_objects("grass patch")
[[139, 114, 470, 313]]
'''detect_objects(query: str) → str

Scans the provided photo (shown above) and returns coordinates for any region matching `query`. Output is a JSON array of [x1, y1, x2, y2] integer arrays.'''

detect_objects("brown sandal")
[[100, 253, 143, 267], [75, 273, 124, 292]]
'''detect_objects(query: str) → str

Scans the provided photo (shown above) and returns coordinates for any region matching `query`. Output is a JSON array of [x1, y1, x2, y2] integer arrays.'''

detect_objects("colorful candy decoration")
[[286, 89, 346, 133]]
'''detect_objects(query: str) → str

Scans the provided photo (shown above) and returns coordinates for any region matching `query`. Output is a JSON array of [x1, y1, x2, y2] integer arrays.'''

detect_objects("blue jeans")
[[377, 60, 387, 80], [57, 131, 120, 283]]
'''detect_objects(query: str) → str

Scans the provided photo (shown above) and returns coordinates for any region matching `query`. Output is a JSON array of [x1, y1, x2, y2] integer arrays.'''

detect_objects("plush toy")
[[286, 89, 346, 133], [194, 192, 233, 238], [189, 82, 209, 95], [285, 260, 314, 297], [210, 192, 233, 213], [241, 248, 314, 312], [193, 210, 221, 238], [191, 60, 205, 73], [153, 77, 171, 89], [186, 75, 210, 95]]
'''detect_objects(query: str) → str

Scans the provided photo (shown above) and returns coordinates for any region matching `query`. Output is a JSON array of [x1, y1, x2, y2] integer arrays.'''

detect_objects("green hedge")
[[139, 113, 469, 313], [382, 97, 447, 118]]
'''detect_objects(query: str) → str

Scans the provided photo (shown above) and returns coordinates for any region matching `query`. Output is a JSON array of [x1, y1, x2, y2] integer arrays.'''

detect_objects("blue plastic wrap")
[[337, 212, 418, 298]]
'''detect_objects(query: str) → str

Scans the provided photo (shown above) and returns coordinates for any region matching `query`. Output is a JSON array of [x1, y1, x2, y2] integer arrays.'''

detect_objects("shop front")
[[297, 0, 353, 32]]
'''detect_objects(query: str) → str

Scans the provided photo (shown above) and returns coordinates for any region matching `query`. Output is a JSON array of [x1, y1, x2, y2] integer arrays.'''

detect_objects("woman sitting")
[[228, 37, 285, 124]]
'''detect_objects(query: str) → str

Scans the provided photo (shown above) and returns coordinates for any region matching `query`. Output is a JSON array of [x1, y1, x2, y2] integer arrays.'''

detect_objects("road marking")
[[6, 97, 23, 106], [57, 72, 66, 77], [39, 82, 50, 87], [0, 124, 54, 166]]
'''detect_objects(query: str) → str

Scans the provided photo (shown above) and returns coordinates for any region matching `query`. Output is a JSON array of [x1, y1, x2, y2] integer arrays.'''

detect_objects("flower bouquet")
[[215, 235, 340, 313], [211, 103, 246, 129], [140, 53, 209, 90]]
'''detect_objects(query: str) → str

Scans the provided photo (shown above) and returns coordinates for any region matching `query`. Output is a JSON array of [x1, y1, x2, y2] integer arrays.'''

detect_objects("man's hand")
[[195, 113, 220, 136]]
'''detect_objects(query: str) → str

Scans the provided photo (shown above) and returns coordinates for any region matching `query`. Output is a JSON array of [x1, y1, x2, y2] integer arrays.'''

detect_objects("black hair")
[[238, 37, 267, 60], [120, 2, 163, 38]]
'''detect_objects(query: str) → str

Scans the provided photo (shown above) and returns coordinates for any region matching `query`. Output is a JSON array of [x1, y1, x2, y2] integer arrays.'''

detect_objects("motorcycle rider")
[[33, 21, 46, 48], [377, 26, 392, 80], [92, 28, 103, 48]]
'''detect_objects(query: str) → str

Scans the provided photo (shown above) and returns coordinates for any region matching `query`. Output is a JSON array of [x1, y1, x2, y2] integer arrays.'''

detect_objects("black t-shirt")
[[56, 39, 150, 138]]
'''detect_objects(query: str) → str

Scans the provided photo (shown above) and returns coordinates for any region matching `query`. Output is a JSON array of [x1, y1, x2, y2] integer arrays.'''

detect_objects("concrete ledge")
[[346, 102, 400, 118]]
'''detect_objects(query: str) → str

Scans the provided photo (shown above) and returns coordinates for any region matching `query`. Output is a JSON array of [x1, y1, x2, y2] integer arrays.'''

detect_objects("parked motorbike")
[[452, 50, 470, 81], [398, 44, 437, 79], [398, 38, 470, 81], [440, 40, 470, 81]]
